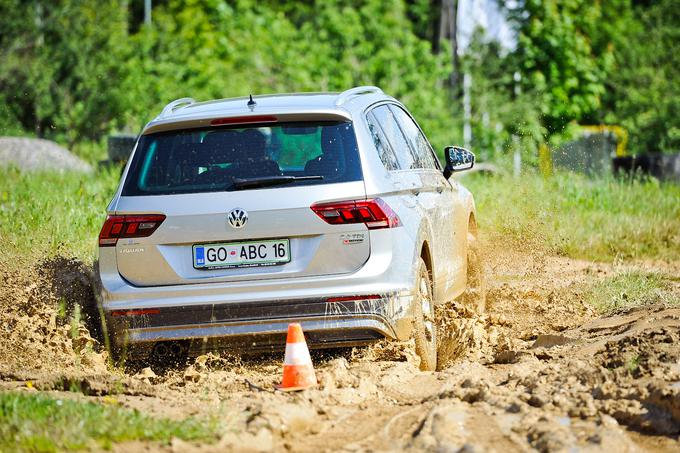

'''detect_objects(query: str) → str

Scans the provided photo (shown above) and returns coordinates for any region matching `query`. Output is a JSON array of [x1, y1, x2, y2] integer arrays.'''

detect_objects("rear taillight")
[[98, 214, 166, 247], [310, 198, 401, 229]]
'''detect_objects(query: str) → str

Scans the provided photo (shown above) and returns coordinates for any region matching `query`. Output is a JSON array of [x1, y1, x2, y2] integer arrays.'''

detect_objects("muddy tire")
[[412, 258, 437, 371], [460, 232, 486, 314]]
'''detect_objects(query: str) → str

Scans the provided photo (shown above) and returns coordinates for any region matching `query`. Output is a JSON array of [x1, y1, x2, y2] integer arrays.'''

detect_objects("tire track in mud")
[[1, 247, 679, 451]]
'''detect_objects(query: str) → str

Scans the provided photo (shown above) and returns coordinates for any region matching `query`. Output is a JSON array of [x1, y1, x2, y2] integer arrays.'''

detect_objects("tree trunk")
[[436, 0, 461, 98], [447, 0, 461, 98], [432, 0, 443, 53], [436, 0, 447, 54]]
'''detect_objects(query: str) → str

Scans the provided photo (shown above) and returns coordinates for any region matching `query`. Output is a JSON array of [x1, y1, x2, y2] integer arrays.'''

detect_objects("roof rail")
[[159, 97, 196, 118], [335, 86, 383, 106]]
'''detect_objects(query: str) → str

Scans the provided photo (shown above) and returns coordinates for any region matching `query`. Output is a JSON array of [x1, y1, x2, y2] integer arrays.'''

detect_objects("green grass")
[[464, 171, 680, 261], [0, 392, 219, 452], [583, 270, 679, 314], [70, 140, 110, 166], [0, 166, 121, 264]]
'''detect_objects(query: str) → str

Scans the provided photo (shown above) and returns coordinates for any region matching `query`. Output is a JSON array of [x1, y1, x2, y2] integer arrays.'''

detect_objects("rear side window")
[[366, 112, 399, 171], [122, 121, 362, 195], [369, 105, 418, 169], [389, 105, 440, 170]]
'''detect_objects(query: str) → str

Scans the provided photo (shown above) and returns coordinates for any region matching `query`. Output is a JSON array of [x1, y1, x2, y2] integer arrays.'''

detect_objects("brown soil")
[[1, 243, 679, 452]]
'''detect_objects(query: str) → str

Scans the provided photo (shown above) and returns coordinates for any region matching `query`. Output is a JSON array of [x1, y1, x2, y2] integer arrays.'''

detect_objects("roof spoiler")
[[335, 86, 383, 106], [158, 97, 196, 118]]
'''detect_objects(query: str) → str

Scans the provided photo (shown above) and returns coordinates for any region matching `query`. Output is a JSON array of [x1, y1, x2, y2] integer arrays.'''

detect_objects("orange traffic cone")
[[276, 323, 317, 391]]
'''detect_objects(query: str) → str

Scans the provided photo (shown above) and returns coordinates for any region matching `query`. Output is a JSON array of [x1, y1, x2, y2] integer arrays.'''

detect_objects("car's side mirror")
[[443, 146, 475, 179]]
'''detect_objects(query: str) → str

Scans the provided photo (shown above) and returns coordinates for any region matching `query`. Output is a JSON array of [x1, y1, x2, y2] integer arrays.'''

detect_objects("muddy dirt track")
[[1, 241, 679, 452]]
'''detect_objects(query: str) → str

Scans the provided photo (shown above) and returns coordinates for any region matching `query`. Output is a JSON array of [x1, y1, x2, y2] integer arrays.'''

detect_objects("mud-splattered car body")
[[96, 87, 477, 360]]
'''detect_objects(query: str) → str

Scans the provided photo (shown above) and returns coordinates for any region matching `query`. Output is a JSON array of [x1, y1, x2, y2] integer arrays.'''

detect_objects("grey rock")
[[0, 137, 92, 173]]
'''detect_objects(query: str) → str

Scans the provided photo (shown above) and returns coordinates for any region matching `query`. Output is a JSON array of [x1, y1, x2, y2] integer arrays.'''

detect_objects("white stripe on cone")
[[284, 342, 313, 366]]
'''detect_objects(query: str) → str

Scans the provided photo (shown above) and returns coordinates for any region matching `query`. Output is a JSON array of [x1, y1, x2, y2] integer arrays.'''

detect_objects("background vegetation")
[[0, 0, 677, 159]]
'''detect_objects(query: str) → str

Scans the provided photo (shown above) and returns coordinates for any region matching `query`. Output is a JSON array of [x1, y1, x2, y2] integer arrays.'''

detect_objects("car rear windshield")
[[121, 121, 362, 195]]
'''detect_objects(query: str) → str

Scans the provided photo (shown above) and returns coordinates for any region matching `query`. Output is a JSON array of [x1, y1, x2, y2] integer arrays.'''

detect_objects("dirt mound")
[[0, 137, 92, 172]]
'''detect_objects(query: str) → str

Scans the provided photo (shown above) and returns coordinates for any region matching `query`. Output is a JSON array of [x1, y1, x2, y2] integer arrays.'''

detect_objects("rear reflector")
[[110, 308, 160, 317], [98, 214, 166, 247], [327, 295, 382, 303], [210, 115, 277, 126], [311, 198, 401, 229]]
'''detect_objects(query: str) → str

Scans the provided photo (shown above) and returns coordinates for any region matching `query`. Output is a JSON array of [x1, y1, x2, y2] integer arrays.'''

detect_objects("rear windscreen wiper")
[[232, 175, 323, 190]]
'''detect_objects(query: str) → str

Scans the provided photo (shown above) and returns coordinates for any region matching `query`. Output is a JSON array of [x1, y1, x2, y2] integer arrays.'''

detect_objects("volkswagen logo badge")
[[228, 208, 248, 229]]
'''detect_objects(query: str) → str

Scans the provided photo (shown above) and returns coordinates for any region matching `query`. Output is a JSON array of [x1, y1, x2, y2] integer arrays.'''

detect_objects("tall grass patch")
[[584, 271, 679, 314], [0, 166, 121, 264], [0, 392, 219, 452], [464, 172, 680, 261]]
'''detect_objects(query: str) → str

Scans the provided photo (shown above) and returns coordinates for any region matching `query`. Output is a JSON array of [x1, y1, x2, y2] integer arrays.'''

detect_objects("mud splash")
[[0, 256, 109, 381]]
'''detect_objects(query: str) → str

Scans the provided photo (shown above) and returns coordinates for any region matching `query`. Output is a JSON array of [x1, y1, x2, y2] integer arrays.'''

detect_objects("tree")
[[124, 0, 456, 150], [461, 31, 544, 163], [0, 0, 130, 144], [406, 0, 461, 98], [504, 0, 614, 134], [601, 0, 679, 153]]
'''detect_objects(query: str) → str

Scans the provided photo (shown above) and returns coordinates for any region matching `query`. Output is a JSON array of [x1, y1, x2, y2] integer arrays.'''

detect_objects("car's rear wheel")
[[412, 257, 437, 371], [461, 232, 486, 313]]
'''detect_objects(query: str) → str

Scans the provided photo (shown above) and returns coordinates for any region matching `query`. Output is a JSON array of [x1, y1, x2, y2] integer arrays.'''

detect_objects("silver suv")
[[96, 86, 480, 370]]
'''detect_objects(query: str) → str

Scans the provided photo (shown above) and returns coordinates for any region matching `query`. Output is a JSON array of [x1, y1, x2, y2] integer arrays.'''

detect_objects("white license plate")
[[193, 239, 290, 269]]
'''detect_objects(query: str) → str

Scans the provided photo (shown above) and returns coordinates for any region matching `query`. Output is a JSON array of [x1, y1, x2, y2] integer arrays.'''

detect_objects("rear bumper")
[[104, 295, 412, 353]]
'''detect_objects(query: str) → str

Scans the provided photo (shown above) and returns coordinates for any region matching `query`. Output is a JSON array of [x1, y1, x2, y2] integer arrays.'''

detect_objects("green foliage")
[[70, 139, 109, 166], [505, 0, 614, 134], [0, 392, 219, 451], [0, 0, 130, 145], [462, 32, 545, 163], [464, 171, 680, 261], [121, 0, 454, 151], [405, 0, 439, 44], [0, 0, 457, 153], [0, 0, 676, 161], [503, 0, 678, 154], [602, 0, 680, 153]]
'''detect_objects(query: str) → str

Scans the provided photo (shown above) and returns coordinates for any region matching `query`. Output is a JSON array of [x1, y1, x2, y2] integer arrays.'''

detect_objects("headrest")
[[240, 129, 267, 160], [172, 142, 205, 165], [202, 130, 241, 163]]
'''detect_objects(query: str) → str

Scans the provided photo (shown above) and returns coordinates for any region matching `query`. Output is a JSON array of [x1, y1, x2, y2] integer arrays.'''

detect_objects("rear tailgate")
[[113, 182, 370, 286]]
